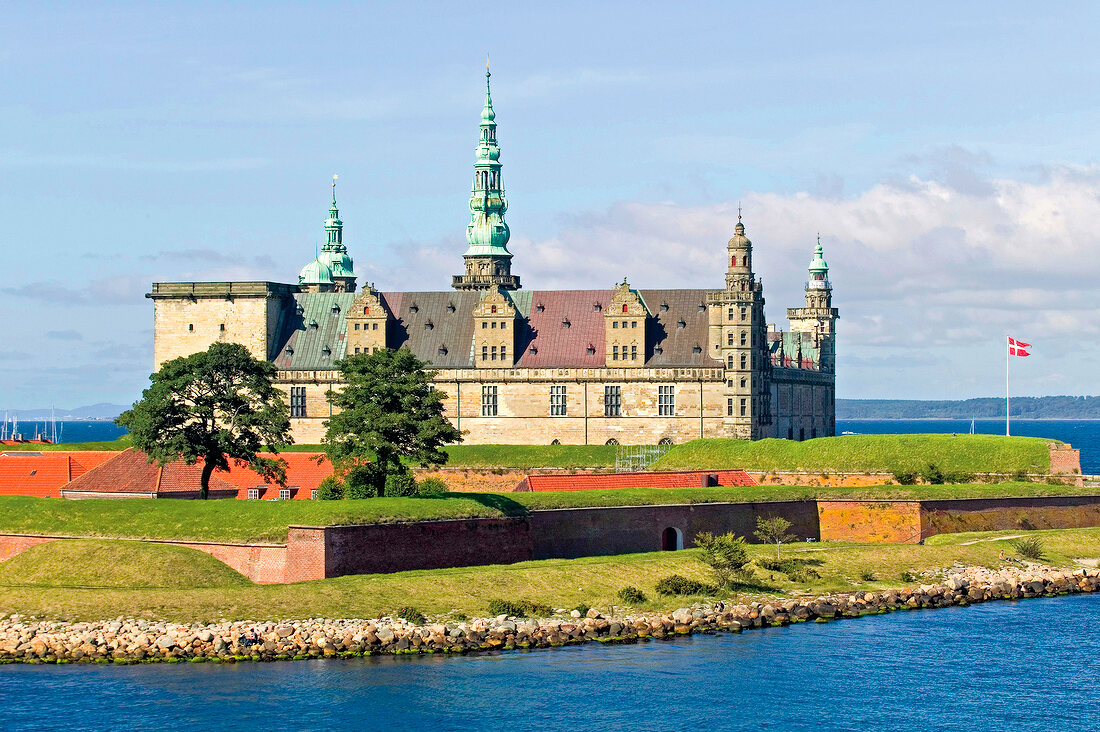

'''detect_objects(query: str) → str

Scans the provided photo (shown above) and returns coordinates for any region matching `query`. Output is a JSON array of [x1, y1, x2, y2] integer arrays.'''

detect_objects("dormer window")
[[698, 303, 706, 312], [593, 303, 602, 312], [447, 304, 456, 313], [654, 346, 663, 355], [295, 303, 304, 315], [321, 345, 331, 357], [308, 319, 319, 330], [677, 320, 686, 329], [409, 304, 418, 314], [586, 344, 596, 355], [438, 346, 448, 356], [660, 303, 669, 312], [284, 346, 294, 356], [692, 346, 702, 354], [425, 321, 434, 331], [562, 318, 571, 329], [529, 346, 538, 355], [331, 303, 341, 315], [536, 303, 545, 313]]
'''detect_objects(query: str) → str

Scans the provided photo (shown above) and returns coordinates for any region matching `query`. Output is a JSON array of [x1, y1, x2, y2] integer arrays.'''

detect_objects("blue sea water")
[[1, 594, 1098, 731]]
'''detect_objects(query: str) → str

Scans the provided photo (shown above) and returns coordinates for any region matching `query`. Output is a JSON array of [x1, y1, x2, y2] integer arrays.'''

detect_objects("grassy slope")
[[0, 528, 1096, 622], [1, 482, 1096, 544], [0, 539, 251, 589], [653, 435, 1055, 474], [2, 435, 134, 452]]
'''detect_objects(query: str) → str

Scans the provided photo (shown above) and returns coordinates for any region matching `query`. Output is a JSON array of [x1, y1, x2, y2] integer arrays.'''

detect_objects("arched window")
[[622, 304, 628, 313], [658, 437, 673, 446], [727, 355, 734, 369], [740, 353, 747, 369], [727, 332, 734, 346], [550, 439, 561, 445], [605, 438, 619, 446], [741, 331, 747, 346]]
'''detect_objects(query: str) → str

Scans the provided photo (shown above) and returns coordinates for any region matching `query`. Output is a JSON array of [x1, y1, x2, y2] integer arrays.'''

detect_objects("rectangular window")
[[491, 321, 497, 329], [354, 323, 360, 330], [279, 488, 291, 501], [481, 385, 498, 416], [604, 386, 621, 417], [612, 321, 618, 329], [728, 308, 734, 321], [612, 345, 619, 361], [658, 385, 675, 416], [740, 398, 747, 416], [631, 345, 638, 360], [354, 347, 360, 354], [621, 321, 627, 329], [372, 323, 378, 330], [482, 322, 488, 329], [310, 489, 317, 500], [727, 332, 734, 346], [550, 385, 567, 416], [631, 321, 637, 328], [727, 398, 734, 416], [482, 345, 488, 361], [741, 331, 748, 346], [501, 321, 507, 330], [501, 346, 507, 361], [247, 488, 260, 500], [740, 306, 747, 320], [290, 386, 306, 418], [491, 346, 497, 360]]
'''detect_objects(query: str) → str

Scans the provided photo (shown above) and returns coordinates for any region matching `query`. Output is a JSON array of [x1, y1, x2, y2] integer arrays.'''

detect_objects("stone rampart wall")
[[818, 501, 923, 543], [920, 495, 1100, 538]]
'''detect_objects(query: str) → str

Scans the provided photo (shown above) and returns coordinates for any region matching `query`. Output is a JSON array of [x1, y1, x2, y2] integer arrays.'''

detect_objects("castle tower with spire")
[[452, 63, 520, 291], [787, 236, 839, 372], [300, 177, 357, 293]]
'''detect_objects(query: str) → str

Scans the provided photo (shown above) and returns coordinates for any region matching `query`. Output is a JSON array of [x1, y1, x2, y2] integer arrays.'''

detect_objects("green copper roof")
[[808, 236, 829, 274], [300, 178, 356, 284], [276, 292, 357, 369], [464, 67, 512, 259], [298, 257, 333, 286]]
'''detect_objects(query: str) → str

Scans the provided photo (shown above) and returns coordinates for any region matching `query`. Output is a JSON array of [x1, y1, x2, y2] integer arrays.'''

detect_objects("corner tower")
[[787, 236, 839, 371], [453, 63, 520, 291]]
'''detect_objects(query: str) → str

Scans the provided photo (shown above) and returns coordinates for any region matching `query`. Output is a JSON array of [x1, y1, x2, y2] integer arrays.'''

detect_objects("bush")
[[617, 586, 647, 604], [943, 471, 974, 484], [573, 604, 590, 617], [921, 463, 945, 485], [487, 598, 553, 618], [892, 471, 918, 485], [859, 570, 877, 582], [396, 606, 425, 624], [384, 472, 419, 497], [655, 574, 714, 596], [695, 531, 751, 588], [314, 475, 344, 500], [416, 477, 449, 497], [900, 570, 918, 583], [758, 558, 821, 582], [345, 464, 384, 499], [1012, 536, 1045, 560]]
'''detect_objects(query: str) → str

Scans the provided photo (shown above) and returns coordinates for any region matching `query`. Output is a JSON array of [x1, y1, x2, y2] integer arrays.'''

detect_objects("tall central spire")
[[453, 61, 520, 291]]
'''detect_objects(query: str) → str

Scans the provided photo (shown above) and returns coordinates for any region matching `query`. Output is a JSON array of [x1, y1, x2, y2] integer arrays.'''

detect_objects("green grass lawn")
[[0, 482, 1094, 544], [0, 528, 1096, 623], [652, 434, 1057, 475]]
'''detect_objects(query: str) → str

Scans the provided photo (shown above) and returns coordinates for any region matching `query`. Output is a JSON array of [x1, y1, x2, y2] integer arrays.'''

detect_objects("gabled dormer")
[[473, 286, 516, 367], [605, 279, 646, 367], [346, 285, 388, 356]]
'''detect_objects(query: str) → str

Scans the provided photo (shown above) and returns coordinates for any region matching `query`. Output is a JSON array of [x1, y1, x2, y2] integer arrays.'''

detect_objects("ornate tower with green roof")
[[787, 235, 839, 371], [299, 177, 357, 293], [453, 63, 520, 291]]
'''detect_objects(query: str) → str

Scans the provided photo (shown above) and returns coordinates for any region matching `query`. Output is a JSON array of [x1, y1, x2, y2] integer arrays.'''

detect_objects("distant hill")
[[838, 396, 1100, 419], [3, 403, 127, 421]]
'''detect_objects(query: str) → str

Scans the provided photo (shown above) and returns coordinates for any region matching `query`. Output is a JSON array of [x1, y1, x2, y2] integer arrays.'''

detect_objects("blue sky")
[[2, 2, 1098, 409]]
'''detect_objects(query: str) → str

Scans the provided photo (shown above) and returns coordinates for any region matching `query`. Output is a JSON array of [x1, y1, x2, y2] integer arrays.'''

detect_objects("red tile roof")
[[60, 448, 238, 497], [0, 454, 74, 497], [216, 453, 333, 500], [516, 469, 756, 492]]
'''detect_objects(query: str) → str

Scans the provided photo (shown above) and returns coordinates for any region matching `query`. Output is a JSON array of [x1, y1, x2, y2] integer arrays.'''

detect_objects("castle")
[[148, 69, 838, 445]]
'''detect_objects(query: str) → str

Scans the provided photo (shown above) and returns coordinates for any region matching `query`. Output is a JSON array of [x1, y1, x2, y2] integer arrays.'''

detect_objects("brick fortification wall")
[[1049, 444, 1082, 475], [529, 502, 820, 559], [921, 496, 1100, 538], [818, 501, 923, 544]]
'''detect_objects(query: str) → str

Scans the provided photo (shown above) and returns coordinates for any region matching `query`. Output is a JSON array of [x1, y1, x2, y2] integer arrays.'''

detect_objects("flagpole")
[[1005, 335, 1010, 437]]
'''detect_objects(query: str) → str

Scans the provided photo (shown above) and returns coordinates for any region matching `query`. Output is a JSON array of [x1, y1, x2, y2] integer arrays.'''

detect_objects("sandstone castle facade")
[[148, 69, 838, 445]]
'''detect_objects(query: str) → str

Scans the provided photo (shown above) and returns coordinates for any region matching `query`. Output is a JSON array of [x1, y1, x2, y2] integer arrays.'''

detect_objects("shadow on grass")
[[419, 491, 530, 518]]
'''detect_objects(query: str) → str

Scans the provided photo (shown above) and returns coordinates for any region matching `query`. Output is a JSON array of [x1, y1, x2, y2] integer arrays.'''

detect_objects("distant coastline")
[[838, 396, 1100, 420]]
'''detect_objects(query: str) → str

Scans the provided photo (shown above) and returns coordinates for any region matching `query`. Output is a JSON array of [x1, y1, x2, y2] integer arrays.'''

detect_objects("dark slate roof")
[[273, 289, 725, 370], [768, 330, 819, 369]]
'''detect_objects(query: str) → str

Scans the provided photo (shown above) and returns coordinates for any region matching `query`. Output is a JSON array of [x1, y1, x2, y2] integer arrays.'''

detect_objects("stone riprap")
[[1, 565, 1097, 664]]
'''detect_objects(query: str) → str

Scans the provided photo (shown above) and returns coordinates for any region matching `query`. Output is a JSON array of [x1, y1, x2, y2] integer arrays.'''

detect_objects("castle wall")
[[769, 367, 835, 441]]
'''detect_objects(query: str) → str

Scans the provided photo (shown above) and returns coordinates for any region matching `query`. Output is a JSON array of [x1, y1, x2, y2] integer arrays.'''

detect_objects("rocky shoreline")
[[2, 565, 1097, 665]]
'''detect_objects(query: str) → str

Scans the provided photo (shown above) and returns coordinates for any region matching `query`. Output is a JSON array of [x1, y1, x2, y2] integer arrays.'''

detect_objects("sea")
[[1, 594, 1098, 730], [36, 417, 1100, 474]]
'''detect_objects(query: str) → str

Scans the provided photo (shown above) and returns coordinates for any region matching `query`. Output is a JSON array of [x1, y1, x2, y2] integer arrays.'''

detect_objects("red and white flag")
[[1008, 337, 1031, 357]]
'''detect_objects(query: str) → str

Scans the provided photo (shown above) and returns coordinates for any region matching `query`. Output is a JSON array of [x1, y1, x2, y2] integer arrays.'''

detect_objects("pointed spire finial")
[[738, 201, 742, 221], [332, 174, 338, 205], [486, 54, 491, 82]]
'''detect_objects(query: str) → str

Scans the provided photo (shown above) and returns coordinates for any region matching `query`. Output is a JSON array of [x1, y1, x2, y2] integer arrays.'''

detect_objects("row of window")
[[610, 320, 639, 329], [480, 384, 675, 418], [481, 345, 508, 361], [352, 322, 380, 331], [726, 306, 749, 321], [481, 320, 507, 329], [726, 331, 749, 346], [611, 345, 639, 361], [246, 487, 305, 500]]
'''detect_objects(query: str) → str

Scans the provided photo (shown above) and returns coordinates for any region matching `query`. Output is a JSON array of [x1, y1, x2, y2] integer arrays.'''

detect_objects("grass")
[[0, 540, 251, 589], [652, 434, 1056, 475], [0, 482, 1095, 544], [2, 435, 133, 452], [1, 527, 1097, 623]]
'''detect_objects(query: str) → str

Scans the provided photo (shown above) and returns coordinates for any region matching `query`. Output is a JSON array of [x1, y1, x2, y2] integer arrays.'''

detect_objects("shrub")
[[921, 463, 945, 485], [943, 471, 974, 484], [892, 471, 918, 485], [1012, 536, 1045, 560], [573, 604, 590, 617], [695, 531, 751, 588], [314, 475, 344, 500], [345, 464, 384, 498], [384, 472, 419, 497], [487, 598, 553, 618], [617, 586, 647, 604], [900, 570, 918, 583], [655, 574, 714, 596], [396, 606, 426, 624], [859, 570, 877, 582], [416, 477, 449, 497], [759, 558, 821, 581]]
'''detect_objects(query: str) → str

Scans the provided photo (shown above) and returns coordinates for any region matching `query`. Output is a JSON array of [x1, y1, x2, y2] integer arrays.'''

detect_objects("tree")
[[694, 531, 752, 589], [324, 349, 461, 495], [754, 516, 796, 559], [116, 342, 291, 499]]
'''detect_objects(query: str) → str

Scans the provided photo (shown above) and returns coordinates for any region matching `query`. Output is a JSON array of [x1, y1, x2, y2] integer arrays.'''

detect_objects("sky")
[[1, 1, 1098, 410]]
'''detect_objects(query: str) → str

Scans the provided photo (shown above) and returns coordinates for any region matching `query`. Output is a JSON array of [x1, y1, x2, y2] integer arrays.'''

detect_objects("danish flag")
[[1008, 337, 1031, 357]]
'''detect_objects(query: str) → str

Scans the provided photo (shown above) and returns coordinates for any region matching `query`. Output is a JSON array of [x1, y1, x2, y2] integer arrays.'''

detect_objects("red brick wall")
[[922, 496, 1100, 537], [284, 526, 327, 582], [519, 469, 756, 492], [1049, 444, 1082, 475], [818, 501, 923, 543]]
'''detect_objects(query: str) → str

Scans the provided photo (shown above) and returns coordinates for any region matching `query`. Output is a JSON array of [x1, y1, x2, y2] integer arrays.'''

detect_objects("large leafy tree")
[[117, 342, 291, 499], [324, 349, 461, 492]]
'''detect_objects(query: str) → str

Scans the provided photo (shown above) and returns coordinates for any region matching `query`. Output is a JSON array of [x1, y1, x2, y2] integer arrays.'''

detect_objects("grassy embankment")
[[0, 528, 1096, 622], [1, 477, 1096, 545], [9, 434, 1058, 476]]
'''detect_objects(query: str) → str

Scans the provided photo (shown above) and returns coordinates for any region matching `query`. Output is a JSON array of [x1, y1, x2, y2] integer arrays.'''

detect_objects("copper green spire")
[[300, 174, 356, 293], [463, 61, 511, 258]]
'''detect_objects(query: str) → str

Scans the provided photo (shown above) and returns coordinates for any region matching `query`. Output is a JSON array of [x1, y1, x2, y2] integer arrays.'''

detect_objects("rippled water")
[[2, 594, 1098, 731]]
